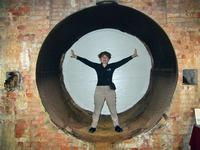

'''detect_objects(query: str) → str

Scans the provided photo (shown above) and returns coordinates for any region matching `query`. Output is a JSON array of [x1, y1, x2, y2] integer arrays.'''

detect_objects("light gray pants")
[[91, 86, 119, 128]]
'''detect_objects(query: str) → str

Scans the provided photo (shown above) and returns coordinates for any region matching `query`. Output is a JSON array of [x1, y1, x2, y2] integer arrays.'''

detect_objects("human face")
[[100, 55, 110, 64]]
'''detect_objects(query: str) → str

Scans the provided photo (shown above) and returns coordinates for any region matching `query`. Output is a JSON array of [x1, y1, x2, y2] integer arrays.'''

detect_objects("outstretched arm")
[[71, 50, 97, 69], [111, 49, 138, 69]]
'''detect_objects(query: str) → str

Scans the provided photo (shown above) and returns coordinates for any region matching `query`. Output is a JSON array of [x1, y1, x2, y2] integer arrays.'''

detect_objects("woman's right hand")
[[71, 50, 77, 58]]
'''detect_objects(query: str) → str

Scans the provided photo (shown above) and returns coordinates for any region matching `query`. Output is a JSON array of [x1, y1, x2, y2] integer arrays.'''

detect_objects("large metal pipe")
[[36, 2, 178, 142]]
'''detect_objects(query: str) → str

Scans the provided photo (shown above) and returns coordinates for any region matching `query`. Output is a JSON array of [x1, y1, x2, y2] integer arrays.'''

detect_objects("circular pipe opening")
[[62, 28, 153, 115], [36, 4, 178, 142]]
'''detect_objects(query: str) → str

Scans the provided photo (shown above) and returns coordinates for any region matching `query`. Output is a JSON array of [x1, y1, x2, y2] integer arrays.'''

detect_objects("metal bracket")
[[96, 0, 118, 5]]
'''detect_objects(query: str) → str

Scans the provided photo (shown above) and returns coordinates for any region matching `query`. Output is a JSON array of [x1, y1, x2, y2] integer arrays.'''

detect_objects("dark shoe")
[[88, 127, 96, 133], [115, 126, 123, 132]]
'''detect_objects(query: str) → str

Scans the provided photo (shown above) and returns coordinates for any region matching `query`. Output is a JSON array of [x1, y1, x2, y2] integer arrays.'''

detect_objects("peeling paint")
[[20, 42, 30, 71]]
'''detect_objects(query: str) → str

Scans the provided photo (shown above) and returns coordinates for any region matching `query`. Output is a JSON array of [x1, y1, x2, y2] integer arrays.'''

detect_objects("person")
[[71, 49, 138, 133]]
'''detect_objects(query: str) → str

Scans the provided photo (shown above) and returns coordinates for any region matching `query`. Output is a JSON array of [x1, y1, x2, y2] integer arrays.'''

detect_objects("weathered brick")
[[15, 119, 28, 138], [8, 5, 30, 16], [0, 0, 200, 149]]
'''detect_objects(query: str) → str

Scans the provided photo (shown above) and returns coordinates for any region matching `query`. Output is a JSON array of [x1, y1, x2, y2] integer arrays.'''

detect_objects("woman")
[[71, 49, 138, 133]]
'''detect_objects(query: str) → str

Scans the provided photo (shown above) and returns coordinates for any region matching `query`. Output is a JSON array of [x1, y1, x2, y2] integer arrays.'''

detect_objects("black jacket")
[[76, 55, 133, 86]]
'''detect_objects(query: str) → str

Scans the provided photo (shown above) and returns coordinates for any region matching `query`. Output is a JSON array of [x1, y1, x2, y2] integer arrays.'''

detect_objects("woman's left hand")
[[132, 49, 138, 58]]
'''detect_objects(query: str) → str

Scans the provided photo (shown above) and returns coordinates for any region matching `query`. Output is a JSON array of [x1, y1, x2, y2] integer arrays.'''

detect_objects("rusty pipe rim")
[[36, 3, 178, 143]]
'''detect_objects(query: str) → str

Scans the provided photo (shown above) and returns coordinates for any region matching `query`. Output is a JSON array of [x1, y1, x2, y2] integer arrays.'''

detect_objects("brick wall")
[[0, 0, 200, 149]]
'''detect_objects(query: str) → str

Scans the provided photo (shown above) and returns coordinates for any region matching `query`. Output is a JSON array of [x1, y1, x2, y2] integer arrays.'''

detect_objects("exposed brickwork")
[[0, 0, 200, 149]]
